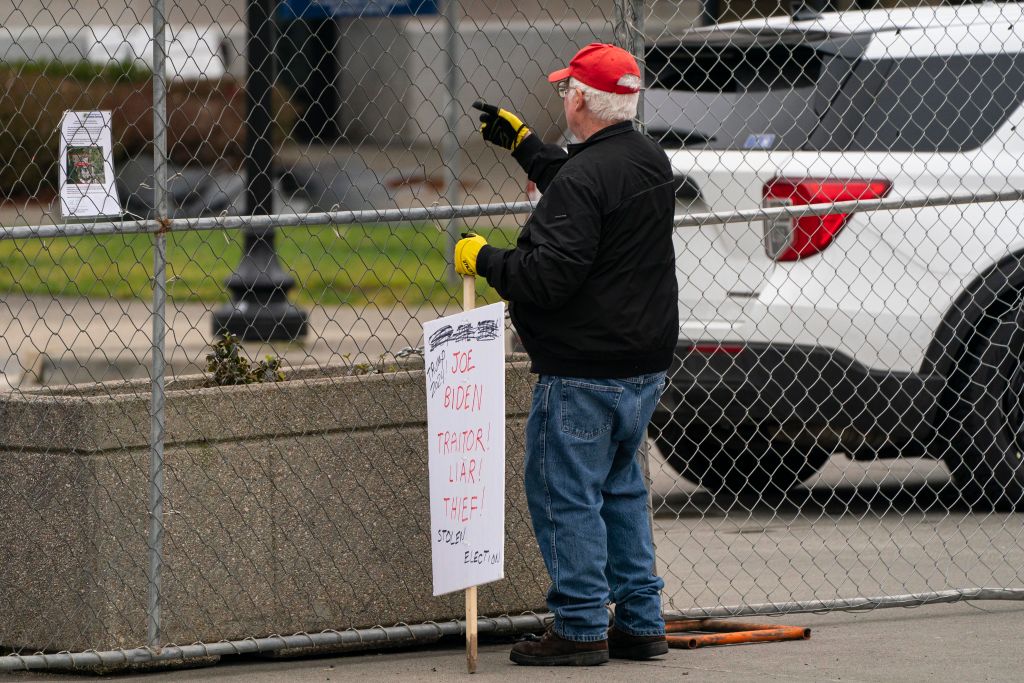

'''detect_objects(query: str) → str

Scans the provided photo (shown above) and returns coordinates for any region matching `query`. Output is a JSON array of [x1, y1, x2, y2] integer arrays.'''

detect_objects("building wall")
[[9, 0, 698, 144], [11, 0, 619, 27], [5, 0, 943, 145], [9, 0, 942, 27]]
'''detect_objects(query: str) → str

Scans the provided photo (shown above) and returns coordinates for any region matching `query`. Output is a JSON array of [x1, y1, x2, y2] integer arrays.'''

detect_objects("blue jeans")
[[525, 372, 667, 642]]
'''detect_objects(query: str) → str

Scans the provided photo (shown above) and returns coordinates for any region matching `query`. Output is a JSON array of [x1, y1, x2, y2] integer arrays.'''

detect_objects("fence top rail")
[[2, 188, 1024, 241]]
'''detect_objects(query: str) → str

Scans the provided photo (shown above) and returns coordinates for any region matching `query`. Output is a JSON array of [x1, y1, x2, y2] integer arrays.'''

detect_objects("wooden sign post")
[[423, 279, 506, 674], [463, 275, 478, 674]]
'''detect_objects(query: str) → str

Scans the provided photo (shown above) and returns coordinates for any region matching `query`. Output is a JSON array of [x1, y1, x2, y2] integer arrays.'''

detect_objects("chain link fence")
[[1, 0, 1023, 671]]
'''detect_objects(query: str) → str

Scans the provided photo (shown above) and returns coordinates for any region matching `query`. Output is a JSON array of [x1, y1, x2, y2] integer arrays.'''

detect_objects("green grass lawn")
[[0, 224, 518, 307]]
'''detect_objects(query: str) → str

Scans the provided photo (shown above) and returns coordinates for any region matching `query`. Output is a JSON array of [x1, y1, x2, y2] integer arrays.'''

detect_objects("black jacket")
[[476, 120, 678, 378]]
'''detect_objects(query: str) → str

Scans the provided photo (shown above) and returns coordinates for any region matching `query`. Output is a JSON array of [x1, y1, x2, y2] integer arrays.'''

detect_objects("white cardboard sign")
[[423, 302, 506, 596], [58, 110, 122, 219]]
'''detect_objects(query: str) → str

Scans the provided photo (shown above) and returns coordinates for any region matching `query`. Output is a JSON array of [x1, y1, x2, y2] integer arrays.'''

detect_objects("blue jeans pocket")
[[559, 379, 623, 440]]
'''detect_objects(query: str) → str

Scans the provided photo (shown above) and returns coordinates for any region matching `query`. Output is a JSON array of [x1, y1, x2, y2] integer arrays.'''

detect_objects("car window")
[[646, 32, 1024, 153], [811, 53, 1024, 152], [645, 30, 869, 151]]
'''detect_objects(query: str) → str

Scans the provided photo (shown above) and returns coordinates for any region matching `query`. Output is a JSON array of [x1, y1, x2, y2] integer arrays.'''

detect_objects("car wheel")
[[650, 417, 831, 497], [944, 308, 1024, 511]]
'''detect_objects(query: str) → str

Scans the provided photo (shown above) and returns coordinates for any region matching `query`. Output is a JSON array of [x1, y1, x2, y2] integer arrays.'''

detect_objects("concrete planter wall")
[[0, 361, 546, 653]]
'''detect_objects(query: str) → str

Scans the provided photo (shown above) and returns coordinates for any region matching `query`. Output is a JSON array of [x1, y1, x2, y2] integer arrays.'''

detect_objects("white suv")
[[646, 3, 1024, 508]]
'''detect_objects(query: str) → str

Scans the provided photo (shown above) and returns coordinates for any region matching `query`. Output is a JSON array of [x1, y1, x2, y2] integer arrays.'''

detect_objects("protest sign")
[[423, 301, 505, 597]]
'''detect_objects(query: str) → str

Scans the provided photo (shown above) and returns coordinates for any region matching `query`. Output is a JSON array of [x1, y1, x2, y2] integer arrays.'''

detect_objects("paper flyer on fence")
[[58, 111, 121, 219], [423, 302, 506, 596]]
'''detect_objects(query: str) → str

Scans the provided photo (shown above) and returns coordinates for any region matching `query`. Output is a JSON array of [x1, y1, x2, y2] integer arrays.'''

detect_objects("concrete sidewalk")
[[11, 600, 1023, 681]]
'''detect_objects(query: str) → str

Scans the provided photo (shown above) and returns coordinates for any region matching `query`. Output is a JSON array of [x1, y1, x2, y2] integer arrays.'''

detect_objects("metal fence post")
[[147, 0, 169, 649], [613, 0, 658, 570], [614, 0, 647, 132], [443, 0, 463, 285], [630, 0, 646, 132]]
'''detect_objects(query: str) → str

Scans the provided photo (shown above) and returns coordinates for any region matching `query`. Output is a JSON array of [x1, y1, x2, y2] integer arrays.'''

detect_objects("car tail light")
[[762, 178, 891, 261]]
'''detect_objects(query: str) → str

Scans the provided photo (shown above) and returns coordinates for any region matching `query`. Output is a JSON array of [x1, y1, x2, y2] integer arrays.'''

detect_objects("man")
[[455, 42, 678, 666]]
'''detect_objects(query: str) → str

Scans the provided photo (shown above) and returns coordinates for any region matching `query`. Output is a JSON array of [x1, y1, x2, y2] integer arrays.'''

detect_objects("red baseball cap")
[[547, 43, 641, 95]]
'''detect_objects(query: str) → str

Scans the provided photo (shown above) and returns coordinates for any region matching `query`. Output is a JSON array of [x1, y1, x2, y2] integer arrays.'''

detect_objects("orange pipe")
[[664, 620, 811, 649], [668, 627, 809, 649], [666, 619, 812, 634], [665, 619, 707, 633]]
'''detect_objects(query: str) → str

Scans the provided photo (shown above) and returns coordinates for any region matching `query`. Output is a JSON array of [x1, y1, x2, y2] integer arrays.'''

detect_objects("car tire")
[[650, 417, 831, 497], [944, 307, 1024, 511]]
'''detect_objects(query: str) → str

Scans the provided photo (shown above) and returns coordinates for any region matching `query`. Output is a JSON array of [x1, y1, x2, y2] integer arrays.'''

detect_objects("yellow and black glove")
[[472, 101, 531, 151], [454, 232, 488, 276]]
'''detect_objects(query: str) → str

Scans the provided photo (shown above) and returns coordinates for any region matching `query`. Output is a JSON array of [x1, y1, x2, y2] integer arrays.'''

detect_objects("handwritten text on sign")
[[424, 302, 505, 596]]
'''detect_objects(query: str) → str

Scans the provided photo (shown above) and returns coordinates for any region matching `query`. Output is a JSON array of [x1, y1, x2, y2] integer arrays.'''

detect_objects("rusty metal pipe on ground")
[[665, 619, 811, 649]]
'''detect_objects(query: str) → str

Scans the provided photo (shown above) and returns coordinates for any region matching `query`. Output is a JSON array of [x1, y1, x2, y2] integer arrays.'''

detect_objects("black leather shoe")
[[608, 626, 669, 659], [509, 629, 609, 666]]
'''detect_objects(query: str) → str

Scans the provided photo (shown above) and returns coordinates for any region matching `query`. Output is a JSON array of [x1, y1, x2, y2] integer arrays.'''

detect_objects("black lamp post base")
[[211, 300, 309, 342]]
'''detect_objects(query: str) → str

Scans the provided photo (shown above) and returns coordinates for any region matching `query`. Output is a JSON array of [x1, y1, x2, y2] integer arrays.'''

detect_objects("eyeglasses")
[[556, 80, 573, 98]]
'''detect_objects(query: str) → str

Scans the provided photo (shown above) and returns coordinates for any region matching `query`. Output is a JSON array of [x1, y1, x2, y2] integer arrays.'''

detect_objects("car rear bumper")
[[657, 342, 946, 454]]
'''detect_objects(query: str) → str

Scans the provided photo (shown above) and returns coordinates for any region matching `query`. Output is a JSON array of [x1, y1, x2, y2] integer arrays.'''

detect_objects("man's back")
[[493, 121, 678, 378]]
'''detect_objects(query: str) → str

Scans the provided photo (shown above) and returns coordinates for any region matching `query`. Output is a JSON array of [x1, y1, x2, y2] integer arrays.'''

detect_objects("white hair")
[[569, 76, 640, 122]]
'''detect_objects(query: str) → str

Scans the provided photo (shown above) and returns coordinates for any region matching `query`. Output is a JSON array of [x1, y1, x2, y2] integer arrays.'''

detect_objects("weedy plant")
[[340, 353, 395, 375], [206, 334, 285, 385]]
